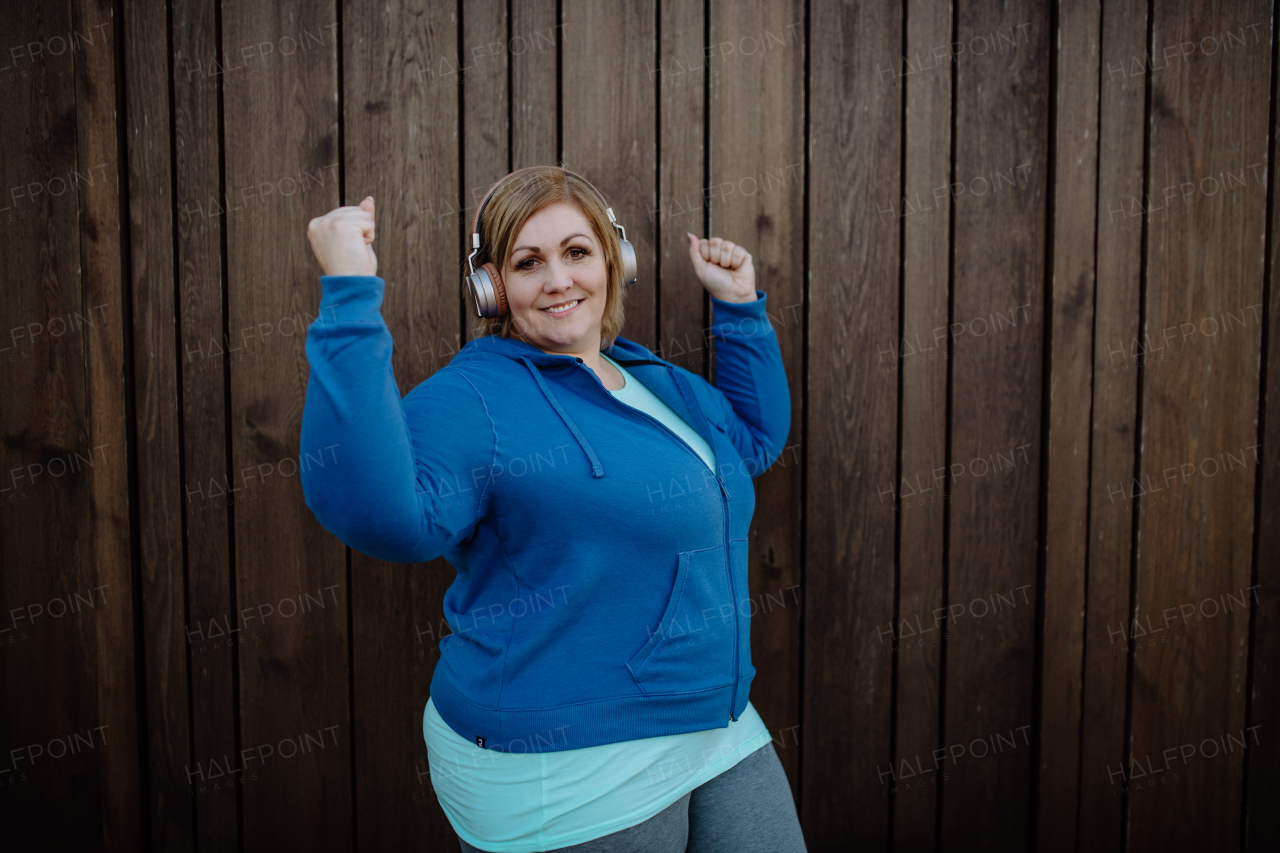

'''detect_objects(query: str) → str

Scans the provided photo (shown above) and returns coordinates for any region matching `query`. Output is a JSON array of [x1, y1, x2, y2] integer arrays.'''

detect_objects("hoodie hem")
[[430, 669, 759, 754]]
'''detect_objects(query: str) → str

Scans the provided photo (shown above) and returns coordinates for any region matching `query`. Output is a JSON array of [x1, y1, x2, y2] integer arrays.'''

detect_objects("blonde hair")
[[467, 166, 627, 349]]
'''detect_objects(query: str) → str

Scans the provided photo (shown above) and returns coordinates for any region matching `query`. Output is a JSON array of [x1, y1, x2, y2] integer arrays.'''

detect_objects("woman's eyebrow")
[[511, 233, 593, 255]]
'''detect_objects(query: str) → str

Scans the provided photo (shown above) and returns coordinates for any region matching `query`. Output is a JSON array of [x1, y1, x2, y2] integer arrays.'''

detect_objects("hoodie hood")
[[460, 332, 689, 480]]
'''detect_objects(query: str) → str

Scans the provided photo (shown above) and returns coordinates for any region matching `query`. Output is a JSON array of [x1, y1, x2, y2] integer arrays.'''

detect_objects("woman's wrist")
[[711, 288, 760, 305]]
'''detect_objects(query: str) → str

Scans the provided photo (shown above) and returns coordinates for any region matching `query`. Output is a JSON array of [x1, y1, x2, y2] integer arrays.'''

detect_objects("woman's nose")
[[544, 260, 574, 292]]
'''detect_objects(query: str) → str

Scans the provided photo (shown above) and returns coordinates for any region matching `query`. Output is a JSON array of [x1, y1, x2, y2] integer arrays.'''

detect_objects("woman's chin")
[[522, 316, 598, 351]]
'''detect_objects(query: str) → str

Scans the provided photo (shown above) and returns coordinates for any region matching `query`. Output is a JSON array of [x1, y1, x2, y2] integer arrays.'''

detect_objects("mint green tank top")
[[422, 352, 772, 852]]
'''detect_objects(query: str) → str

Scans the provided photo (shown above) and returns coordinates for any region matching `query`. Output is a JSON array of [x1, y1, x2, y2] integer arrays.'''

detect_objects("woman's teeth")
[[544, 299, 579, 313]]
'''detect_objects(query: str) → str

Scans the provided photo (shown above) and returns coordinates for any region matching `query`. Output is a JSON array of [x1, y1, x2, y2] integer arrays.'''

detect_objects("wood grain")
[[170, 0, 244, 847], [803, 0, 898, 844], [71, 0, 142, 847], [1128, 1, 1270, 850], [219, 2, 351, 849], [940, 1, 1047, 847], [121, 0, 192, 848], [894, 0, 952, 847], [1078, 0, 1147, 849], [1036, 1, 1100, 850], [1246, 9, 1280, 846], [0, 0, 127, 847], [511, 0, 558, 170]]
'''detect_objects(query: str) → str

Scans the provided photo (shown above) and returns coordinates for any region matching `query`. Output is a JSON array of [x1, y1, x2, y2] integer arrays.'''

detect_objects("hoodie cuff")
[[318, 275, 385, 323], [709, 290, 777, 341]]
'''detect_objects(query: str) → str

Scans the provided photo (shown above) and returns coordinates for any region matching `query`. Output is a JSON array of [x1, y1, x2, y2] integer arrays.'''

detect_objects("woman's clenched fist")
[[686, 233, 756, 304], [307, 196, 378, 277]]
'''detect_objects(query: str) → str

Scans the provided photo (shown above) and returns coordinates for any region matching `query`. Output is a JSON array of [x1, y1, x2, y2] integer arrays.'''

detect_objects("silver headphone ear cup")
[[466, 267, 500, 318], [618, 239, 638, 286]]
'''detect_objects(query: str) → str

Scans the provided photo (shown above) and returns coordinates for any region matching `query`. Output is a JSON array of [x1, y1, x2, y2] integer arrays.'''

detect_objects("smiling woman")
[[300, 165, 805, 852]]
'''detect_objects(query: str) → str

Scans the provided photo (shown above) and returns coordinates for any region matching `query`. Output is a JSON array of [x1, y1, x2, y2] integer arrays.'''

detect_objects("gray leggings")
[[457, 741, 807, 853]]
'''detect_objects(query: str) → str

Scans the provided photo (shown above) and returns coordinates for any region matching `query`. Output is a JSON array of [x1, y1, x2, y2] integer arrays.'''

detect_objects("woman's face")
[[503, 202, 609, 353]]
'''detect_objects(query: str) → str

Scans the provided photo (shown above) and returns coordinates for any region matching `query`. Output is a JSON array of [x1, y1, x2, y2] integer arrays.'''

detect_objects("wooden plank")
[[0, 1, 114, 847], [709, 0, 807, 813], [121, 0, 193, 849], [462, 0, 510, 254], [70, 0, 142, 846], [1128, 1, 1271, 850], [1036, 2, 1100, 850], [657, 0, 707, 377], [342, 2, 464, 849], [939, 2, 1047, 848], [1077, 0, 1147, 849], [561, 0, 657, 351], [891, 0, 952, 848], [510, 0, 558, 169], [219, 3, 351, 849], [170, 0, 242, 847], [803, 0, 897, 843], [1246, 13, 1280, 846]]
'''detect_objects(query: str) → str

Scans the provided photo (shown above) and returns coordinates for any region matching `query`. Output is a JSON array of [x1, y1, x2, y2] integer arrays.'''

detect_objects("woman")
[[301, 166, 805, 852]]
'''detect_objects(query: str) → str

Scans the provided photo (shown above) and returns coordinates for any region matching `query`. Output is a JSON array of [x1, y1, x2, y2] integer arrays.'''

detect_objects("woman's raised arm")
[[300, 200, 494, 563], [685, 233, 792, 478]]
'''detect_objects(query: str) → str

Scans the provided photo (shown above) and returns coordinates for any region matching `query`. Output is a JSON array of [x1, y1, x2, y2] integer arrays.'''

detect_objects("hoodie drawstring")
[[518, 356, 606, 478]]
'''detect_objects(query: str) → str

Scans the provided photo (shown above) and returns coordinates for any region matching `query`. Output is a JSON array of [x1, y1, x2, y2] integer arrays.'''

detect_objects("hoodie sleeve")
[[300, 275, 495, 564], [706, 290, 794, 479]]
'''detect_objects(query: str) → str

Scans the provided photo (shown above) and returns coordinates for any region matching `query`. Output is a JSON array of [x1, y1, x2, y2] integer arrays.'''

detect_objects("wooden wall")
[[1, 1, 1277, 850]]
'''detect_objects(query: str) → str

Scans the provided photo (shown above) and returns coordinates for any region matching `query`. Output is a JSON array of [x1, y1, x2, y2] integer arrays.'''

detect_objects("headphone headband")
[[469, 166, 616, 240]]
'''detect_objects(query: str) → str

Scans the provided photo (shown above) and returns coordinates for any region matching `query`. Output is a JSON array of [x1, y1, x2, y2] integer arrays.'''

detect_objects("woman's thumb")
[[360, 195, 375, 217], [686, 232, 702, 268]]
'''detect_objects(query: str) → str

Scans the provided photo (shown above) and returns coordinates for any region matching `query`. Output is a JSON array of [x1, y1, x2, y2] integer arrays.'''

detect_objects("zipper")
[[575, 358, 739, 720], [663, 367, 739, 722], [719, 469, 738, 722]]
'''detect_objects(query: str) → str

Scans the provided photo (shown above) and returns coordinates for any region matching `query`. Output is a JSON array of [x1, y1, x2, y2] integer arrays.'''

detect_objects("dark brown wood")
[[219, 2, 351, 849], [892, 1, 953, 848], [463, 0, 511, 258], [1078, 0, 1147, 849], [1246, 12, 1280, 847], [940, 2, 1047, 848], [511, 0, 558, 170], [710, 0, 807, 819], [1128, 1, 1270, 850], [0, 0, 90, 844], [802, 0, 897, 843], [1037, 2, 1100, 850], [0, 0, 135, 847], [657, 0, 707, 379], [122, 0, 193, 849], [71, 0, 142, 848], [561, 0, 657, 351], [170, 0, 242, 847]]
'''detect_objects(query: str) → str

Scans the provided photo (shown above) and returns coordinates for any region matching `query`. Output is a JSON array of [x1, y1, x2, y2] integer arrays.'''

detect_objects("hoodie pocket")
[[627, 545, 736, 695]]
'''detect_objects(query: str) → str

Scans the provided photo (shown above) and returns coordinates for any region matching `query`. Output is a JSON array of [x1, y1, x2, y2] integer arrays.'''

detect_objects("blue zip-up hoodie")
[[300, 275, 791, 753]]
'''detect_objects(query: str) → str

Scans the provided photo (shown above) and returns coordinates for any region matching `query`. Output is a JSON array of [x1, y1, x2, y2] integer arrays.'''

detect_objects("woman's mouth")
[[541, 298, 581, 316]]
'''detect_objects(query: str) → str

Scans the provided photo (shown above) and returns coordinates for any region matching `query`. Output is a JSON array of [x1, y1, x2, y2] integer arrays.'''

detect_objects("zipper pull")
[[717, 474, 731, 501]]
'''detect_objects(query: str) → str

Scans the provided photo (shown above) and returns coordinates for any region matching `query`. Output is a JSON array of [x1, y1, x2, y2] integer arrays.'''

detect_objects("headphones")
[[465, 166, 638, 319]]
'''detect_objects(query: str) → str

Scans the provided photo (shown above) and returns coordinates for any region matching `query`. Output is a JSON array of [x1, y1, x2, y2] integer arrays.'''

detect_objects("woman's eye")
[[515, 257, 537, 270], [568, 247, 589, 260]]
